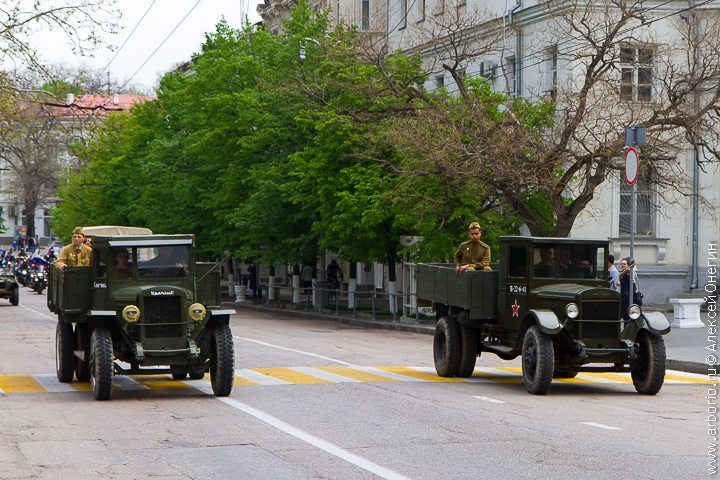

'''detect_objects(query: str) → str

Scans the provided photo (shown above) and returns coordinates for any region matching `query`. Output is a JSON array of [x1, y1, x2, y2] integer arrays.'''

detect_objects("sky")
[[29, 0, 261, 93]]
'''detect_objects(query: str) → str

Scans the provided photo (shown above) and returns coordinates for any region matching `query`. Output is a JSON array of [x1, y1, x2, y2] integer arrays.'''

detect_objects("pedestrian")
[[608, 254, 620, 291], [55, 227, 93, 272], [454, 221, 491, 273], [301, 262, 313, 295], [247, 263, 260, 300], [619, 257, 639, 320]]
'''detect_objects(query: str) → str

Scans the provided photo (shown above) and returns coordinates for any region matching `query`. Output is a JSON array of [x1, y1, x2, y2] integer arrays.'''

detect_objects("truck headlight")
[[628, 305, 642, 320], [122, 305, 140, 323], [565, 303, 579, 319], [189, 303, 206, 321]]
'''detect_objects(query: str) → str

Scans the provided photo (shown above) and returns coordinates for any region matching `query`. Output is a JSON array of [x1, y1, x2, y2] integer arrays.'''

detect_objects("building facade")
[[257, 0, 720, 304]]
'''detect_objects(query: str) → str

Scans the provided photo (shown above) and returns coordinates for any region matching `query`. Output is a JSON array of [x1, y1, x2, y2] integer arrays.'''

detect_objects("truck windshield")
[[533, 244, 607, 280], [136, 245, 189, 279]]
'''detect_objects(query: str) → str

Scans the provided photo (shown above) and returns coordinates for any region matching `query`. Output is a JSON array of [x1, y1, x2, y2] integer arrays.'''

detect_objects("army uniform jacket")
[[56, 244, 93, 268], [454, 240, 491, 269]]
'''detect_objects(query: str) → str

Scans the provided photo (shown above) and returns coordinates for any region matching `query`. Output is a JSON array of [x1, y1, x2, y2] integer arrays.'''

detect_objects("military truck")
[[0, 269, 20, 305], [416, 236, 669, 395], [47, 226, 235, 400]]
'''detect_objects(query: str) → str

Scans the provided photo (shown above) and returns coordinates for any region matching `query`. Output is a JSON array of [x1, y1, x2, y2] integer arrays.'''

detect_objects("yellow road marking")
[[233, 375, 260, 386], [72, 382, 92, 391], [377, 366, 467, 383], [134, 376, 190, 389], [314, 366, 397, 383], [251, 368, 332, 385], [0, 375, 45, 393], [575, 372, 633, 383]]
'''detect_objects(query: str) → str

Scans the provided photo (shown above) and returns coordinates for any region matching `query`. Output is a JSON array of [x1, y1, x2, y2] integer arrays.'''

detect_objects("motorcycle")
[[30, 269, 47, 294]]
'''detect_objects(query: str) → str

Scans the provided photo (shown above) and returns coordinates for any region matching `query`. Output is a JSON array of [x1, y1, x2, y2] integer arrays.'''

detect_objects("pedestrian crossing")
[[0, 366, 713, 395]]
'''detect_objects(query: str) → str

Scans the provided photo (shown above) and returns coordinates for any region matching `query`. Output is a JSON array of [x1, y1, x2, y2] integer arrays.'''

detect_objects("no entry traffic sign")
[[625, 147, 639, 185]]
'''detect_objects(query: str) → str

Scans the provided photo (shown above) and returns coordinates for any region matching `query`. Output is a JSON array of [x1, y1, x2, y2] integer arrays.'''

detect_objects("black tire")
[[89, 328, 114, 401], [210, 325, 234, 396], [456, 313, 478, 377], [631, 331, 666, 395], [433, 316, 461, 377], [189, 362, 207, 380], [521, 325, 555, 395], [10, 287, 19, 306], [74, 323, 90, 381], [55, 319, 75, 382]]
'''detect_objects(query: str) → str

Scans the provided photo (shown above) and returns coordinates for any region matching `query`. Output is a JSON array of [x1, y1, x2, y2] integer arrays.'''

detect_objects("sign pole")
[[624, 126, 645, 261], [630, 183, 636, 259]]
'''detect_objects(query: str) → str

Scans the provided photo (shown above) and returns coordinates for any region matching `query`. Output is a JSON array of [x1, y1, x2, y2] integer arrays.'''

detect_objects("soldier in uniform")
[[454, 221, 491, 273], [56, 227, 93, 272]]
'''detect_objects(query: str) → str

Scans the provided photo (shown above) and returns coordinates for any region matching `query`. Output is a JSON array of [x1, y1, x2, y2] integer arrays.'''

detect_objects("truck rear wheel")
[[522, 326, 554, 394], [434, 317, 461, 377], [210, 325, 234, 396], [90, 328, 114, 401], [55, 319, 75, 382], [456, 313, 478, 377], [74, 324, 90, 382], [10, 287, 19, 306], [631, 331, 666, 395]]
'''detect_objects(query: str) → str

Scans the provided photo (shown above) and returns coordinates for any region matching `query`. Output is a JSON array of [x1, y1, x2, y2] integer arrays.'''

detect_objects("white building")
[[259, 0, 719, 304]]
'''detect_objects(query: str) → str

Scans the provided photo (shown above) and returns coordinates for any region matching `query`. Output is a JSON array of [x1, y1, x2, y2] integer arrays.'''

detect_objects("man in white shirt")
[[608, 255, 620, 291]]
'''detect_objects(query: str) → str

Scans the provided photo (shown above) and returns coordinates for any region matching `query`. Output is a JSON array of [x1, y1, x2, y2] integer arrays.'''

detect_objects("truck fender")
[[639, 310, 671, 336], [527, 309, 563, 335]]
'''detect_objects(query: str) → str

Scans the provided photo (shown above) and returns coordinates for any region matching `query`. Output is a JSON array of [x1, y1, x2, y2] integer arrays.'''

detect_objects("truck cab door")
[[498, 244, 529, 333]]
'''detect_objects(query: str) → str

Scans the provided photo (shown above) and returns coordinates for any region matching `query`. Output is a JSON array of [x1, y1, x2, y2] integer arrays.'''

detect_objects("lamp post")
[[299, 37, 320, 62]]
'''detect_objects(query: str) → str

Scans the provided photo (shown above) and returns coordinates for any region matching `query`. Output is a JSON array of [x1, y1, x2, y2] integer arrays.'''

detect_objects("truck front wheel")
[[89, 328, 114, 401], [522, 326, 554, 394], [631, 331, 666, 395], [210, 325, 234, 396], [55, 319, 74, 382], [434, 317, 461, 377]]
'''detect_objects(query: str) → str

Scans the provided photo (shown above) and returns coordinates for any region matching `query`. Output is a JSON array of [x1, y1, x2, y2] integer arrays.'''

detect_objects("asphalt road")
[[0, 288, 712, 479]]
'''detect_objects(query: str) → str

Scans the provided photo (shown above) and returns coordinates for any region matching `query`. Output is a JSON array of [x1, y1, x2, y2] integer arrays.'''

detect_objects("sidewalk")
[[226, 293, 715, 375]]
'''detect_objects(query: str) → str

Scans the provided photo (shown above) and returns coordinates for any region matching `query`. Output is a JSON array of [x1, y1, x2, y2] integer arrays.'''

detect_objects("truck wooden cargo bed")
[[415, 263, 498, 320]]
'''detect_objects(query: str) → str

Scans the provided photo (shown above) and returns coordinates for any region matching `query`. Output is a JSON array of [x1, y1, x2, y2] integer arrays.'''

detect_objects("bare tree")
[[378, 1, 720, 236], [0, 1, 119, 88], [0, 87, 78, 238]]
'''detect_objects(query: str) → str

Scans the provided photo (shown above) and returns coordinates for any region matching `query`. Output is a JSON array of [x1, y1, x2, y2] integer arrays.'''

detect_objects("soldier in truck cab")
[[454, 222, 491, 273]]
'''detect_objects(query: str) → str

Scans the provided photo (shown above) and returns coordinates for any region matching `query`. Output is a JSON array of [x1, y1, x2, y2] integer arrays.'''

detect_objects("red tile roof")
[[49, 94, 156, 118]]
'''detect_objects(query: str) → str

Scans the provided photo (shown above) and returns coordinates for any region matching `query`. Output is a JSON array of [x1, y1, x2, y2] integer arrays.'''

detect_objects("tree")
[[0, 88, 73, 237], [0, 1, 119, 82], [377, 1, 720, 236]]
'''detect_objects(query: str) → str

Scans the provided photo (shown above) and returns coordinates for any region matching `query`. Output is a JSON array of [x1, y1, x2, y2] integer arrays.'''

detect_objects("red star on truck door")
[[511, 299, 520, 317]]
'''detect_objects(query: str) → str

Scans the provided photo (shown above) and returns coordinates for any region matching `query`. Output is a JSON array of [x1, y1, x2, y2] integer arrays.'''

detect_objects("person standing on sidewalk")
[[619, 257, 639, 320], [608, 255, 620, 291]]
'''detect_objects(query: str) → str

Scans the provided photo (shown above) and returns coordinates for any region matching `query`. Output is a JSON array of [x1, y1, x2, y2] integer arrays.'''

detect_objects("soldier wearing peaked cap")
[[56, 227, 93, 272], [454, 222, 491, 273]]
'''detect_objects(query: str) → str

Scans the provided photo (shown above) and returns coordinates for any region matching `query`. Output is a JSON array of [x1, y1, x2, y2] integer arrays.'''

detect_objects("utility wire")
[[118, 0, 204, 92], [101, 0, 158, 81]]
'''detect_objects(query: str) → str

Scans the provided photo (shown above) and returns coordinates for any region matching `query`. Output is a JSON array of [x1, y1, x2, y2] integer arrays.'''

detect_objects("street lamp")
[[299, 37, 320, 62]]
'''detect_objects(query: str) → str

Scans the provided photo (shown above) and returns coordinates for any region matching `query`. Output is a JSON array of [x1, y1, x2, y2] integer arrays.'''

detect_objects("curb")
[[227, 301, 705, 375]]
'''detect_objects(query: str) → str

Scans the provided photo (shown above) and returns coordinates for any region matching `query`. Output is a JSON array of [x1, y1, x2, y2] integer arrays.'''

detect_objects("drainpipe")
[[690, 0, 699, 290], [508, 0, 523, 97]]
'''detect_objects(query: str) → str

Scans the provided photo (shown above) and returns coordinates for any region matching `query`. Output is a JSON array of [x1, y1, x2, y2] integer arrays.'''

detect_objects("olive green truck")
[[416, 236, 670, 395], [47, 227, 235, 400]]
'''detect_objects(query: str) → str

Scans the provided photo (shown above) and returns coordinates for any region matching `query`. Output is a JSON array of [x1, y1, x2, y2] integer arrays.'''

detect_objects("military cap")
[[467, 222, 481, 230], [72, 226, 85, 236]]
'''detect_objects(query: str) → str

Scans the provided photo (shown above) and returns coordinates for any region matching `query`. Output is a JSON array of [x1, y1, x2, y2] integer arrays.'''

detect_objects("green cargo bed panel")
[[415, 263, 497, 319]]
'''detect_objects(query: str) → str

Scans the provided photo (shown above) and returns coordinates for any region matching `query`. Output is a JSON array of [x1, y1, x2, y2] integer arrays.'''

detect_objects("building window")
[[418, 0, 425, 22], [619, 175, 655, 236], [399, 0, 407, 29], [547, 46, 558, 101], [435, 75, 445, 90], [505, 55, 516, 96], [361, 0, 370, 30], [620, 45, 654, 102]]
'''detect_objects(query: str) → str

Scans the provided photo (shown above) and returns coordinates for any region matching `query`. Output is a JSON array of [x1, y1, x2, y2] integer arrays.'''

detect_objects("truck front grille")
[[581, 300, 620, 320], [576, 320, 620, 339], [142, 296, 182, 338]]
